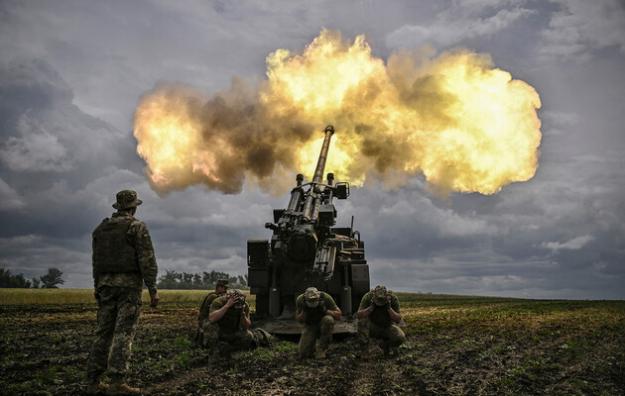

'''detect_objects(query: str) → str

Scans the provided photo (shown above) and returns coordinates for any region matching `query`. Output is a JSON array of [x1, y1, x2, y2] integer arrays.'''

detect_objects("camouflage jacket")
[[359, 291, 400, 328], [209, 296, 250, 335], [92, 212, 158, 294], [295, 291, 338, 325], [198, 292, 222, 323]]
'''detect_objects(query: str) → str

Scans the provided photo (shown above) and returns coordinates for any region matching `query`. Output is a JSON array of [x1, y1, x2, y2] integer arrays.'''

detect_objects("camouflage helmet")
[[226, 289, 245, 308], [112, 190, 143, 210], [303, 287, 321, 308], [372, 285, 389, 306]]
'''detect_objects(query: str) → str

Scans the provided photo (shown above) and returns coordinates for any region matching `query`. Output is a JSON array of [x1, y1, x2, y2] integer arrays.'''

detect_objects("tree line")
[[0, 267, 65, 288], [157, 270, 248, 290], [1, 267, 247, 290]]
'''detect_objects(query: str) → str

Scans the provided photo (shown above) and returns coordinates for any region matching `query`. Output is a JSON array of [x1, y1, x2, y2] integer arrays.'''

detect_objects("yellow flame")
[[134, 30, 541, 195]]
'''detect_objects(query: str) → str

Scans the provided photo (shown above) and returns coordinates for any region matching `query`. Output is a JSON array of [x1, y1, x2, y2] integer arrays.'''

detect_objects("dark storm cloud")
[[0, 0, 624, 297], [0, 58, 145, 284], [0, 58, 280, 285], [347, 150, 625, 299]]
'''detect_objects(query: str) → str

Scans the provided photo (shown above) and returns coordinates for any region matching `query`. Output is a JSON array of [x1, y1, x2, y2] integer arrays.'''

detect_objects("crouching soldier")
[[295, 287, 342, 359], [196, 279, 228, 347], [357, 285, 406, 356], [209, 289, 271, 356]]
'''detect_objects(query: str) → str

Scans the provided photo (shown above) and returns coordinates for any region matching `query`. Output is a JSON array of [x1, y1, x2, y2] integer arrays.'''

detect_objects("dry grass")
[[0, 288, 237, 305]]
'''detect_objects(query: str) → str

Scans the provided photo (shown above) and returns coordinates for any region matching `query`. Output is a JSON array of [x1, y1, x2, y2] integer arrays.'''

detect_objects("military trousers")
[[298, 315, 335, 358], [358, 318, 406, 348], [217, 329, 257, 355], [87, 286, 141, 381], [198, 320, 219, 348]]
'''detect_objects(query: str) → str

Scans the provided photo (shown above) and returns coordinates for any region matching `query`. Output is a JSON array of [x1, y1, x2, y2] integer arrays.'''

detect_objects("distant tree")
[[40, 267, 64, 288], [182, 272, 194, 289], [192, 273, 202, 289], [32, 277, 40, 288], [157, 269, 249, 290], [0, 268, 32, 288], [157, 270, 180, 289], [202, 271, 212, 287]]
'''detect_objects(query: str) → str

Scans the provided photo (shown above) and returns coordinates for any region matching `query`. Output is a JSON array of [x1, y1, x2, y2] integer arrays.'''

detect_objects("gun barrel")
[[312, 125, 335, 184], [302, 125, 335, 221]]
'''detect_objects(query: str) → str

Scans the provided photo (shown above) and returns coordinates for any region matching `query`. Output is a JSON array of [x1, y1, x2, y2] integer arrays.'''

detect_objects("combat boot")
[[254, 328, 274, 348], [107, 381, 142, 395], [87, 381, 109, 394]]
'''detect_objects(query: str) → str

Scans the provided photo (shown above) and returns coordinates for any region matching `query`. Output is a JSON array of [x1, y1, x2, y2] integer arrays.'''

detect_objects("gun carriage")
[[247, 125, 370, 334]]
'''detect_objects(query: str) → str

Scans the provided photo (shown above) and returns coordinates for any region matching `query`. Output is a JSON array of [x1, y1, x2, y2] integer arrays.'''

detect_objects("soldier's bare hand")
[[225, 295, 237, 308], [150, 291, 160, 308]]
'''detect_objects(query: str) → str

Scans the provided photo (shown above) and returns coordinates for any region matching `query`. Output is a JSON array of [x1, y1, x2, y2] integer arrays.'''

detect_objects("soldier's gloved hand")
[[150, 290, 160, 308]]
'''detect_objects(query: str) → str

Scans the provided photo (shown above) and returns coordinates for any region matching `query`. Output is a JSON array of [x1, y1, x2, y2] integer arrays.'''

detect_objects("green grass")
[[0, 288, 245, 305]]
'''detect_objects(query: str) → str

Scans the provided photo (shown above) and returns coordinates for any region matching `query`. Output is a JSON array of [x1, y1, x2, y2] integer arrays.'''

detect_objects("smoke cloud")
[[134, 30, 541, 195]]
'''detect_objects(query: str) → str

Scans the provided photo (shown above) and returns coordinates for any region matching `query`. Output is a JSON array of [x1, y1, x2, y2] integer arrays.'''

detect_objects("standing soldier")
[[196, 279, 228, 347], [295, 287, 342, 359], [209, 289, 271, 356], [87, 190, 159, 395], [356, 285, 406, 356]]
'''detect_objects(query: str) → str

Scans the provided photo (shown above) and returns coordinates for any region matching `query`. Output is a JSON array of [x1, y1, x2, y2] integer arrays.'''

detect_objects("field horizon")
[[2, 288, 623, 306]]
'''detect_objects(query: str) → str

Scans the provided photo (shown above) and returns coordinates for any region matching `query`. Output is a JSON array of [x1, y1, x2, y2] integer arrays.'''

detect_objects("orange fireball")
[[134, 30, 541, 195]]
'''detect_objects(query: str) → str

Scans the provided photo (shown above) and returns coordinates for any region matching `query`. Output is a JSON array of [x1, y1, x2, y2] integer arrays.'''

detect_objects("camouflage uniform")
[[209, 294, 258, 354], [196, 281, 228, 347], [296, 289, 338, 358], [86, 190, 158, 384], [358, 288, 406, 352]]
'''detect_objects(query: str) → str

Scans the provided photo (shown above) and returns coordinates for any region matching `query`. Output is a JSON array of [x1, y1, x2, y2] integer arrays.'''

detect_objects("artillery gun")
[[247, 125, 370, 334]]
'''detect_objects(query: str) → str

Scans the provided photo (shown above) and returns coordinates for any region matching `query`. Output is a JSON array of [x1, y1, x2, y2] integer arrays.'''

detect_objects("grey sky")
[[1, 0, 624, 298]]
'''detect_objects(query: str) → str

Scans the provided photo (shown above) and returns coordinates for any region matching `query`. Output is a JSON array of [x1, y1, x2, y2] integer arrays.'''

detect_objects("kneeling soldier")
[[357, 285, 406, 356], [209, 289, 269, 356], [295, 287, 342, 359], [196, 279, 228, 347]]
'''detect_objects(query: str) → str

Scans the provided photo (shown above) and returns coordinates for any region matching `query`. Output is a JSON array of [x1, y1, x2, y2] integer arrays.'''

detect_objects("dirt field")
[[1, 290, 624, 395]]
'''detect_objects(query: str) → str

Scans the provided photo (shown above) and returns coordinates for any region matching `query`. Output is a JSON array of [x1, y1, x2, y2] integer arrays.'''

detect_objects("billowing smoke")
[[134, 30, 541, 195]]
